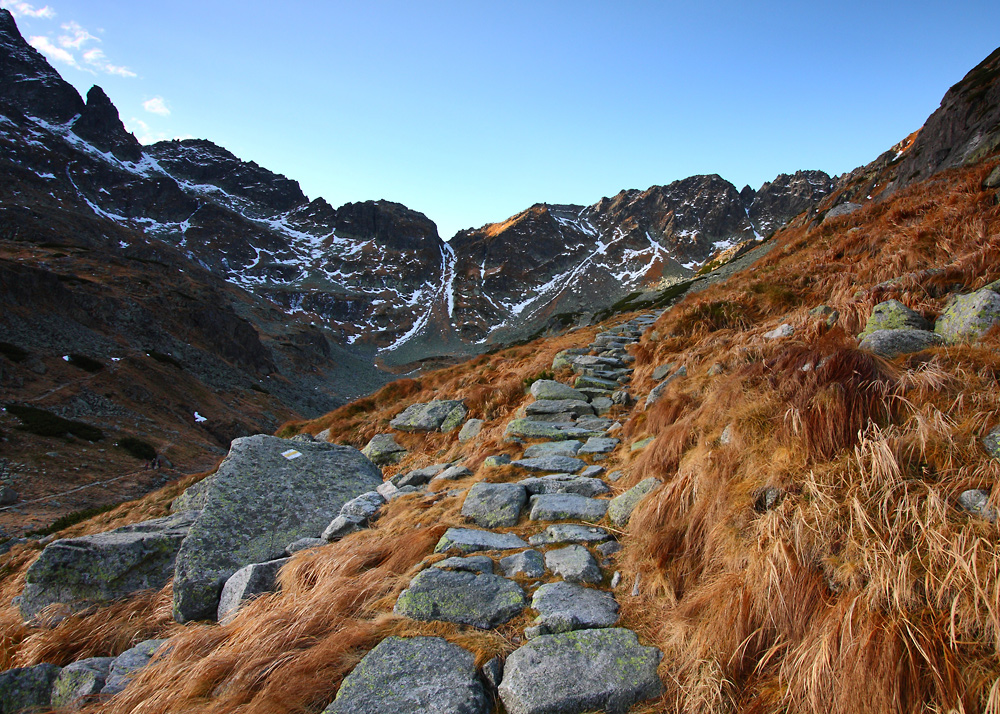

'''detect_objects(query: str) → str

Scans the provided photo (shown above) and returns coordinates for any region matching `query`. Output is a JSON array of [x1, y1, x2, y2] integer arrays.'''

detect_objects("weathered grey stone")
[[512, 456, 586, 474], [433, 555, 494, 574], [982, 427, 1000, 458], [173, 435, 382, 623], [376, 481, 400, 500], [458, 418, 484, 443], [530, 380, 588, 402], [20, 510, 198, 620], [322, 514, 366, 541], [498, 628, 663, 714], [500, 549, 545, 578], [575, 416, 615, 431], [315, 428, 333, 442], [528, 524, 610, 546], [339, 491, 386, 520], [390, 400, 467, 433], [481, 656, 503, 692], [754, 487, 783, 512], [580, 465, 605, 478], [518, 475, 610, 498], [532, 581, 619, 633], [607, 470, 624, 482], [935, 289, 1000, 343], [824, 202, 862, 221], [596, 541, 622, 558], [483, 454, 512, 468], [505, 419, 591, 441], [552, 349, 590, 372], [764, 324, 795, 339], [591, 396, 614, 414], [525, 399, 594, 417], [50, 657, 113, 710], [171, 476, 214, 512], [323, 636, 487, 714], [362, 433, 407, 465], [217, 557, 289, 622], [544, 545, 602, 584], [707, 362, 726, 376], [644, 367, 686, 410], [652, 363, 674, 380], [608, 478, 660, 527], [579, 437, 620, 455], [957, 489, 997, 522], [858, 329, 943, 358], [529, 494, 608, 522], [523, 440, 582, 458], [388, 485, 421, 500], [860, 300, 931, 336], [984, 166, 1000, 189], [630, 437, 654, 451], [461, 482, 527, 528], [432, 465, 474, 481], [0, 663, 61, 714], [101, 639, 168, 696], [286, 537, 326, 554], [0, 485, 17, 506], [574, 374, 620, 391], [435, 528, 528, 554], [394, 567, 526, 629], [393, 464, 449, 488]]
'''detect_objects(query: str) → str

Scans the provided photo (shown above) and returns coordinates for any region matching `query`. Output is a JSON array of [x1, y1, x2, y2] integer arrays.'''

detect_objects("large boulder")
[[50, 657, 113, 709], [323, 636, 487, 714], [935, 289, 1000, 343], [498, 628, 663, 714], [390, 400, 467, 433], [172, 435, 382, 622], [394, 567, 527, 629], [461, 482, 527, 528], [20, 510, 198, 620], [0, 663, 61, 714]]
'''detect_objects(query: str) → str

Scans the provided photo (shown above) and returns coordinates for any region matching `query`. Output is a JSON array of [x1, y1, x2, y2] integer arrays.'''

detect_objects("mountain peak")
[[70, 85, 142, 161]]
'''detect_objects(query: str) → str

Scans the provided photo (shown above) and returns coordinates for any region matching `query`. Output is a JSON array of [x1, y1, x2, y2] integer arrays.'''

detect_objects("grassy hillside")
[[2, 158, 1000, 713]]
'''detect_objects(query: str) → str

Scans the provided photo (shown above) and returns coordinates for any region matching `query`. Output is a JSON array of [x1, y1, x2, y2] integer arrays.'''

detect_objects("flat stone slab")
[[608, 478, 660, 527], [433, 555, 494, 574], [432, 465, 474, 482], [461, 482, 527, 528], [858, 328, 942, 358], [101, 639, 168, 696], [525, 399, 594, 417], [20, 510, 198, 620], [435, 528, 528, 554], [500, 549, 545, 578], [498, 628, 663, 714], [523, 440, 583, 458], [512, 456, 586, 474], [324, 636, 487, 714], [173, 435, 382, 622], [529, 494, 608, 522], [390, 399, 468, 433], [393, 464, 450, 488], [519, 475, 610, 498], [218, 557, 289, 622], [530, 380, 588, 402], [544, 545, 602, 584], [505, 419, 594, 441], [394, 567, 526, 629], [579, 437, 620, 455], [574, 374, 620, 391], [528, 524, 611, 546], [575, 416, 616, 432], [531, 581, 619, 633], [458, 418, 484, 443]]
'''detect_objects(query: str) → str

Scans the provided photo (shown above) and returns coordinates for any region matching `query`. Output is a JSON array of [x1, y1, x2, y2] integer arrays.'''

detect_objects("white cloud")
[[29, 34, 76, 66], [126, 116, 193, 146], [142, 96, 169, 116], [81, 46, 136, 77], [57, 20, 95, 49], [1, 1, 56, 19]]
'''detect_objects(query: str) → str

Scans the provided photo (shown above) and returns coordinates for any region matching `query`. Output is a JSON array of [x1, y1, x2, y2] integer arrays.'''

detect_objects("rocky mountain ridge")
[[0, 9, 833, 367]]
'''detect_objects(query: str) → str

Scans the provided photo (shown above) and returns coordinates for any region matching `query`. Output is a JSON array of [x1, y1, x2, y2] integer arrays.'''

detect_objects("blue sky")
[[5, 1, 1000, 239]]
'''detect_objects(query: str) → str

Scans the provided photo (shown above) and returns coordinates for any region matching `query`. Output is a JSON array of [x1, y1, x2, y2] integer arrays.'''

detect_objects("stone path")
[[325, 311, 667, 714]]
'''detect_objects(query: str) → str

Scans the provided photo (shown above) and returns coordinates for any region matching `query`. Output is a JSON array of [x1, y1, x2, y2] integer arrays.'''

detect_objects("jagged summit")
[[73, 86, 142, 162]]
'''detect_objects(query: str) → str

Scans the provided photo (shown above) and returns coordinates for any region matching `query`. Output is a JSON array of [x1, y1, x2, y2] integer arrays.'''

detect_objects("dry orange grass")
[[1, 160, 999, 713]]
